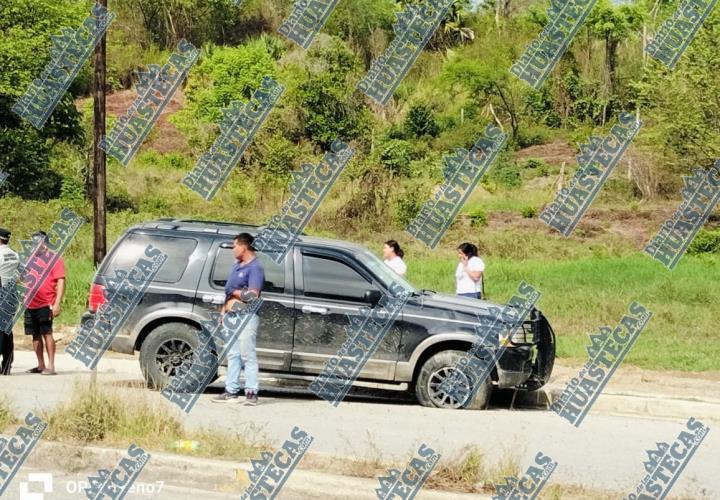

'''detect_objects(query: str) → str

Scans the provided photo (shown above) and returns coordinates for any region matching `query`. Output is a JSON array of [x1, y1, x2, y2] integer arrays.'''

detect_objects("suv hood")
[[413, 290, 515, 324]]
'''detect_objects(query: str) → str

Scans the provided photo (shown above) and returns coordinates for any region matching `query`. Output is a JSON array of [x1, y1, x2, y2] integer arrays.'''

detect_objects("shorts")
[[24, 306, 53, 336]]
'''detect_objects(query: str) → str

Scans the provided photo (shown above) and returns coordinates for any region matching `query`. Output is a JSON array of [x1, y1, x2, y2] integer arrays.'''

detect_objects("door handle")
[[202, 294, 225, 305], [302, 305, 328, 315]]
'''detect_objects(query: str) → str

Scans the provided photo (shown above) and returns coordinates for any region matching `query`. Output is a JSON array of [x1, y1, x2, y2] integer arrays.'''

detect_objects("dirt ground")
[[77, 88, 190, 155], [549, 359, 720, 401]]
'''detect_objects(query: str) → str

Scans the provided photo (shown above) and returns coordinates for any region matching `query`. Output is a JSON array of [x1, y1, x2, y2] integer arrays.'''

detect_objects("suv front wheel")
[[415, 350, 492, 410], [140, 322, 214, 389]]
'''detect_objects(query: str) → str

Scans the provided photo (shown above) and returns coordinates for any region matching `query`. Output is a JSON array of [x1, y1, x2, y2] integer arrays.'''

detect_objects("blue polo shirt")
[[225, 257, 264, 301]]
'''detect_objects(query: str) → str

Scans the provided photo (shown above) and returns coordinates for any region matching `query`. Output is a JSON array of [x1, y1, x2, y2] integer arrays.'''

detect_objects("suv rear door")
[[290, 246, 400, 381], [193, 238, 294, 372]]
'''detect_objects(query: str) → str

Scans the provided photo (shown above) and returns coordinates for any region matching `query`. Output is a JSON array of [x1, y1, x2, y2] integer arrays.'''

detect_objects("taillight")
[[89, 283, 106, 312]]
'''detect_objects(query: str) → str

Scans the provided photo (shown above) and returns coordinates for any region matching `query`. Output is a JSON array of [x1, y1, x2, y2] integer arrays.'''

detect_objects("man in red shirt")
[[24, 231, 65, 375]]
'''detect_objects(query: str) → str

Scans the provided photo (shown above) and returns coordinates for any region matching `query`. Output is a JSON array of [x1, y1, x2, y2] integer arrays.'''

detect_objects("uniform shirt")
[[27, 256, 65, 310], [384, 256, 407, 277], [455, 256, 485, 294], [225, 257, 265, 302], [0, 245, 19, 288]]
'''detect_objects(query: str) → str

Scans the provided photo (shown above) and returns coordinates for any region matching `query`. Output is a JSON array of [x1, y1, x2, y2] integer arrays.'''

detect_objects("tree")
[[587, 0, 644, 121], [294, 37, 371, 148], [0, 0, 86, 200], [441, 48, 520, 140]]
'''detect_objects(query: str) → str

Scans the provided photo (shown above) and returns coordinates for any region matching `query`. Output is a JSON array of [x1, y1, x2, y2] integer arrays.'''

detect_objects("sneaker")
[[212, 392, 241, 404], [244, 391, 258, 406]]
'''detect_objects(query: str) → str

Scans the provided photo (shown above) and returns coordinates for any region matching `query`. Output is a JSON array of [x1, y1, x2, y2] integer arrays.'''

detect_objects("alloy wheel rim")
[[427, 366, 471, 409], [156, 338, 193, 376]]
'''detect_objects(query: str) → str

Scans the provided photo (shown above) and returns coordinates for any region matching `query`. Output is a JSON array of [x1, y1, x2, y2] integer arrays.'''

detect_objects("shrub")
[[469, 207, 487, 227], [522, 158, 549, 176], [294, 37, 371, 147], [182, 39, 279, 123], [385, 124, 407, 140], [0, 128, 62, 200], [379, 139, 413, 176], [107, 189, 137, 213], [395, 190, 424, 226], [140, 194, 171, 213], [514, 125, 550, 149], [258, 134, 295, 185], [136, 151, 192, 171], [520, 205, 537, 218], [603, 177, 639, 200], [405, 104, 439, 138], [490, 160, 522, 189], [688, 229, 720, 255]]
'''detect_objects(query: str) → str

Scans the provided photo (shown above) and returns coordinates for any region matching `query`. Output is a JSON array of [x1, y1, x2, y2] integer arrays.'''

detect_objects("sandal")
[[40, 369, 56, 376], [26, 367, 42, 374]]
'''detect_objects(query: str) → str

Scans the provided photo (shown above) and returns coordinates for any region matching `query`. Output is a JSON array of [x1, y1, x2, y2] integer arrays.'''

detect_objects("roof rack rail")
[[145, 218, 307, 237], [171, 218, 261, 227]]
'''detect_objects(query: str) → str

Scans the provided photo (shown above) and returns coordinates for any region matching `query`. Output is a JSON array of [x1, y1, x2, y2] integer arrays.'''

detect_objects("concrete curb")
[[544, 384, 720, 423], [23, 441, 486, 499]]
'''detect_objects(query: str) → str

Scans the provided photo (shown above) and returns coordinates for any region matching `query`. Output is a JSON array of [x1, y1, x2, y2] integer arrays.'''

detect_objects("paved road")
[[2, 351, 719, 498]]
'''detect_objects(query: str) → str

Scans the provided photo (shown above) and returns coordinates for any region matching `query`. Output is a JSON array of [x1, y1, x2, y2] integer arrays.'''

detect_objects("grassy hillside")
[[3, 165, 717, 372]]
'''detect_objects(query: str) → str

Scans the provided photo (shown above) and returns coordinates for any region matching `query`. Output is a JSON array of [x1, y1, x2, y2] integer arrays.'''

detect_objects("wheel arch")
[[409, 336, 499, 387], [133, 315, 202, 352]]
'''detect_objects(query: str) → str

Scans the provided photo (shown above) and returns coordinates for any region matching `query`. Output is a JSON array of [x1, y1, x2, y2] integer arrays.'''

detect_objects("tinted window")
[[302, 254, 374, 301], [212, 247, 285, 293], [103, 233, 197, 283]]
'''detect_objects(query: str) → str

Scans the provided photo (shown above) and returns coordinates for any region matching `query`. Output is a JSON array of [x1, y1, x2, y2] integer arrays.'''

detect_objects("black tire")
[[415, 349, 493, 410], [139, 322, 217, 390]]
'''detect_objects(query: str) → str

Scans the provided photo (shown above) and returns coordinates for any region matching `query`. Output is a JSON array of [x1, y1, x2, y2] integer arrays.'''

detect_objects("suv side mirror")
[[364, 289, 382, 306]]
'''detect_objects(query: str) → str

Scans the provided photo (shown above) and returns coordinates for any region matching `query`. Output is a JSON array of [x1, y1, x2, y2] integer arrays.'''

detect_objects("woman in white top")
[[455, 242, 484, 299], [383, 240, 407, 277]]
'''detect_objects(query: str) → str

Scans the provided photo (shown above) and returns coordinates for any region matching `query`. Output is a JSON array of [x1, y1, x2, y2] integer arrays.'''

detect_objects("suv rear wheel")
[[140, 322, 215, 389], [415, 350, 492, 410]]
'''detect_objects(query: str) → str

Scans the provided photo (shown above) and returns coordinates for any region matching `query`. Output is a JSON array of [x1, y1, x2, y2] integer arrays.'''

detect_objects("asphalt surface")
[[1, 351, 719, 499]]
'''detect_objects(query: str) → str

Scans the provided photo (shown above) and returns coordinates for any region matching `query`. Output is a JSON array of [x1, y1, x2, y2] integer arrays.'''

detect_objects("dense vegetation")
[[1, 0, 718, 370]]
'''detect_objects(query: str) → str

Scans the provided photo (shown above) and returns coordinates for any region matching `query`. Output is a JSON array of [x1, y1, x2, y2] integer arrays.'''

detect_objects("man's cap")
[[0, 228, 9, 241]]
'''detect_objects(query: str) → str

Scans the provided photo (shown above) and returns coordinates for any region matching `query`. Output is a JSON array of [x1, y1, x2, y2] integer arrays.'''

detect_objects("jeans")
[[457, 292, 482, 299], [225, 313, 259, 395]]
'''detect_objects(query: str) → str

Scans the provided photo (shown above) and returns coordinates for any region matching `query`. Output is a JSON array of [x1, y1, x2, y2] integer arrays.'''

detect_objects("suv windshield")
[[356, 249, 417, 293]]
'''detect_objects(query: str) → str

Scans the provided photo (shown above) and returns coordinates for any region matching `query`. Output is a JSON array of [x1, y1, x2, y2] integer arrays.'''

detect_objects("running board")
[[217, 368, 409, 391]]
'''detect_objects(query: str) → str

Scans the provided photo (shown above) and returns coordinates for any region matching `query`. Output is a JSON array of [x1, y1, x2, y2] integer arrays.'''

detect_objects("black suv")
[[83, 219, 555, 409]]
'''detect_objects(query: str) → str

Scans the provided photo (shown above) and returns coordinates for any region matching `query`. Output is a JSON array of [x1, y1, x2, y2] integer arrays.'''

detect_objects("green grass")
[[406, 253, 720, 372]]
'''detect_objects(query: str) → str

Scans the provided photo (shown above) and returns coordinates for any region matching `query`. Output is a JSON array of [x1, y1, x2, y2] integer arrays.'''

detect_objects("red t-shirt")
[[26, 256, 65, 309]]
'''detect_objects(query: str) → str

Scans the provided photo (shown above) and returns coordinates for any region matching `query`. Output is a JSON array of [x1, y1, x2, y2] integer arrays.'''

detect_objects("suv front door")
[[193, 239, 294, 372], [291, 247, 400, 380]]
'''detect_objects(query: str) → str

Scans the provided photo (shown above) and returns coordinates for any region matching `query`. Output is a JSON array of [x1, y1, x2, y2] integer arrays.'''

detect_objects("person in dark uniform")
[[0, 228, 19, 375]]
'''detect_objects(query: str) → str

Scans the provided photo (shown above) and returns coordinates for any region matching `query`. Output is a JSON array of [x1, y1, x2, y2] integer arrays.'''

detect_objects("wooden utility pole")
[[93, 0, 107, 268]]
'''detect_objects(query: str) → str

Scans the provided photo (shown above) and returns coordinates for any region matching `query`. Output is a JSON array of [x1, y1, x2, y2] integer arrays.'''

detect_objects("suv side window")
[[212, 247, 285, 293], [301, 253, 374, 302], [103, 233, 197, 283]]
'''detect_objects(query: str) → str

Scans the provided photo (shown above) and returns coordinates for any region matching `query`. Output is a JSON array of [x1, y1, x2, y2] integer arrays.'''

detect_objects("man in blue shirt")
[[213, 233, 264, 406]]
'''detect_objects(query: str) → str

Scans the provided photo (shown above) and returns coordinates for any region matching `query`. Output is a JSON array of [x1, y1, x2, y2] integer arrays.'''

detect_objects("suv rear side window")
[[302, 253, 374, 302], [212, 247, 285, 293], [103, 233, 197, 283]]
